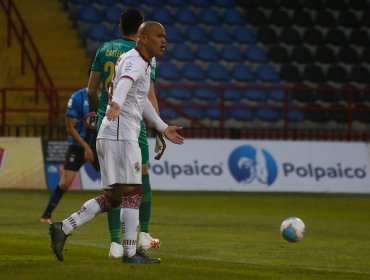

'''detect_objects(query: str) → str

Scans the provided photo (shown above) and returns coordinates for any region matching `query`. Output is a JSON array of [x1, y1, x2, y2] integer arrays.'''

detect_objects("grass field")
[[0, 189, 370, 280]]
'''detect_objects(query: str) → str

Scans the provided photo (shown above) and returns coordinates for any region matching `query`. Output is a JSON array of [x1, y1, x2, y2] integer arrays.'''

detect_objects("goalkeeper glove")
[[154, 132, 166, 160]]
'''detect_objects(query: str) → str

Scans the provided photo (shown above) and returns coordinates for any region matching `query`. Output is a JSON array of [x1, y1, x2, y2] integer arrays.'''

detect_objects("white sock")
[[121, 208, 139, 258], [62, 198, 102, 235]]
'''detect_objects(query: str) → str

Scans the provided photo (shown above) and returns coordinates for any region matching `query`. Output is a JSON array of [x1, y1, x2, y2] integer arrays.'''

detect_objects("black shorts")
[[63, 145, 100, 172]]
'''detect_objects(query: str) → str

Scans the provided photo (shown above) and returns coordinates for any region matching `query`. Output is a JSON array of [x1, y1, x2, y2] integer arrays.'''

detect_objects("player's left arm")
[[87, 71, 102, 112]]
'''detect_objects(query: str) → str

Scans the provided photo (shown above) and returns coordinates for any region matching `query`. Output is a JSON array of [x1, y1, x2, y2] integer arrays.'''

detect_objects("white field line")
[[67, 240, 370, 276]]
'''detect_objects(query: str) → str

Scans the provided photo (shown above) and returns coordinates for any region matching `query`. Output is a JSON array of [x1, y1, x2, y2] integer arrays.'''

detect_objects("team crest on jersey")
[[83, 112, 97, 129], [134, 162, 141, 174], [0, 147, 6, 171], [124, 62, 132, 71]]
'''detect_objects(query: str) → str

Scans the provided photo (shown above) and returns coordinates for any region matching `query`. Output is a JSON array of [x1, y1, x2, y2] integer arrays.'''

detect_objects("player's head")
[[137, 21, 166, 58], [119, 8, 144, 36]]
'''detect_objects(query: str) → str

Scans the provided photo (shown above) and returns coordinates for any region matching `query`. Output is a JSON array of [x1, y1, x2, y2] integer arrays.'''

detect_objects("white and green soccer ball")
[[280, 217, 305, 242]]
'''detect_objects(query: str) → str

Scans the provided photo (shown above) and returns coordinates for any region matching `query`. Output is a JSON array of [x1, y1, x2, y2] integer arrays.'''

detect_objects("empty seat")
[[337, 10, 359, 28], [223, 9, 246, 25], [257, 27, 278, 44], [288, 110, 305, 122], [207, 63, 229, 82], [183, 108, 204, 119], [316, 85, 345, 103], [233, 27, 257, 44], [160, 107, 179, 119], [176, 8, 198, 25], [341, 85, 363, 103], [338, 46, 360, 64], [182, 63, 205, 81], [199, 9, 220, 25], [152, 7, 173, 24], [291, 46, 313, 64], [245, 45, 267, 62], [186, 26, 208, 43], [315, 10, 336, 27], [280, 27, 302, 45], [205, 108, 221, 120], [230, 109, 254, 121], [190, 0, 209, 7], [210, 26, 232, 43], [269, 10, 291, 27], [231, 64, 255, 82], [326, 0, 347, 10], [166, 25, 183, 43], [350, 66, 370, 84], [306, 104, 330, 123], [248, 9, 268, 26], [281, 0, 301, 9], [256, 64, 280, 83], [256, 107, 282, 122], [303, 65, 326, 83], [326, 65, 349, 83], [259, 0, 279, 9], [142, 0, 166, 6], [172, 44, 194, 61], [193, 88, 219, 101], [360, 11, 370, 28], [292, 84, 317, 103], [196, 44, 218, 62], [314, 46, 337, 64], [347, 0, 369, 10], [79, 6, 101, 23], [87, 24, 109, 41], [168, 0, 187, 6], [280, 64, 302, 83], [303, 28, 325, 46], [224, 89, 243, 101], [244, 90, 268, 102], [353, 106, 370, 123], [214, 0, 235, 8], [221, 45, 242, 62], [157, 62, 181, 81], [302, 0, 324, 10], [268, 89, 285, 102], [328, 105, 347, 123], [104, 6, 121, 23], [167, 88, 193, 100], [361, 48, 370, 64], [268, 46, 290, 63], [350, 29, 369, 46], [326, 28, 348, 46], [291, 10, 313, 27]]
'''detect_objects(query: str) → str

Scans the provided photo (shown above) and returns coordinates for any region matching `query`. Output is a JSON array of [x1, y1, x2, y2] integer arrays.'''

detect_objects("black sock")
[[41, 185, 65, 218]]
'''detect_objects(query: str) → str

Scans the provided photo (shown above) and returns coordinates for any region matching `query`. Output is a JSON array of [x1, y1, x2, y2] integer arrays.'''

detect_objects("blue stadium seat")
[[221, 45, 243, 62], [87, 24, 110, 41], [245, 45, 268, 63], [176, 8, 198, 25], [224, 89, 243, 101], [167, 88, 193, 100], [166, 25, 183, 43], [172, 44, 194, 61], [95, 0, 115, 5], [158, 47, 171, 61], [79, 6, 101, 23], [152, 7, 173, 24], [104, 6, 121, 23], [190, 0, 209, 7], [288, 110, 305, 121], [186, 26, 208, 43], [199, 9, 220, 25], [230, 109, 254, 121], [214, 0, 235, 7], [267, 89, 285, 102], [111, 25, 122, 39], [205, 108, 221, 120], [157, 62, 181, 81], [234, 27, 257, 44], [231, 64, 255, 83], [117, 0, 138, 6], [160, 107, 179, 119], [256, 64, 280, 83], [183, 108, 204, 119], [223, 9, 246, 25], [243, 89, 268, 102], [210, 26, 231, 43], [193, 88, 219, 101], [142, 0, 166, 6], [182, 63, 206, 81], [168, 0, 187, 6], [207, 63, 229, 82], [256, 108, 282, 121], [196, 44, 218, 62]]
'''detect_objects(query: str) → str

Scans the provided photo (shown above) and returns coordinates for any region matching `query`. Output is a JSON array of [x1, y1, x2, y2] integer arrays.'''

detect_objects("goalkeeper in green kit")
[[88, 8, 165, 258]]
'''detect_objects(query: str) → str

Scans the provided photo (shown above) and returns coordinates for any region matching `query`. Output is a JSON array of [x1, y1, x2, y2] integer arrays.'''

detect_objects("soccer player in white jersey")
[[48, 21, 184, 264]]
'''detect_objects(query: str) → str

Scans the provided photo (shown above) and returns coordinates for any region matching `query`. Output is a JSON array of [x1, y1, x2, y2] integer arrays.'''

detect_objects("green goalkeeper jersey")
[[91, 38, 156, 128]]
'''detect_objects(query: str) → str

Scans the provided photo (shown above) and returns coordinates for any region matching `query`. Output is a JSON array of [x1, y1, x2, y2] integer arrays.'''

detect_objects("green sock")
[[140, 174, 152, 233], [107, 207, 121, 244]]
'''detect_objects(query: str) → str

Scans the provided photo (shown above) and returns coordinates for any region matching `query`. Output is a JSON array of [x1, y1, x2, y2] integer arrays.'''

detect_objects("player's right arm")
[[87, 71, 102, 112]]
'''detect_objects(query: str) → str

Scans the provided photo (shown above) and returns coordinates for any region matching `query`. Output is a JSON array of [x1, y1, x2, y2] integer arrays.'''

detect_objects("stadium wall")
[[0, 138, 369, 193]]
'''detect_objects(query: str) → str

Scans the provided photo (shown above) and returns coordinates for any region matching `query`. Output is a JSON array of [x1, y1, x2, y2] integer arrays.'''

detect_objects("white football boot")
[[137, 232, 161, 251], [108, 242, 123, 258]]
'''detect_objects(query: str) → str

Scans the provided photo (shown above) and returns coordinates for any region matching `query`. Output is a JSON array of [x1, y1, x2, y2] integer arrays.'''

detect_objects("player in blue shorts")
[[40, 84, 98, 223]]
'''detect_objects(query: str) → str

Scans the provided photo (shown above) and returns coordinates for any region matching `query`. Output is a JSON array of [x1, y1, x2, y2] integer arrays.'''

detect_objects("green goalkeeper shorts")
[[139, 120, 149, 165]]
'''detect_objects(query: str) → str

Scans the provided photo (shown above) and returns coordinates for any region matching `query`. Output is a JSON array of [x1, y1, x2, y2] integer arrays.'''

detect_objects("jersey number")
[[104, 61, 115, 93]]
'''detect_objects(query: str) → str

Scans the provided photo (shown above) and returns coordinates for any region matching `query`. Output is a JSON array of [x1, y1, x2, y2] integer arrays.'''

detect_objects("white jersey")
[[97, 48, 152, 141]]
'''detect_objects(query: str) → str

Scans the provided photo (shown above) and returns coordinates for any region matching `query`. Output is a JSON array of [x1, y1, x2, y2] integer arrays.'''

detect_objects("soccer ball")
[[280, 217, 305, 242]]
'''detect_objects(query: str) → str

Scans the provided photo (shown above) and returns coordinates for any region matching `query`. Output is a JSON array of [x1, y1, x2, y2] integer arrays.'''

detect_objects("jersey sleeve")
[[91, 43, 104, 72], [118, 56, 146, 82], [66, 93, 81, 119], [150, 57, 156, 80]]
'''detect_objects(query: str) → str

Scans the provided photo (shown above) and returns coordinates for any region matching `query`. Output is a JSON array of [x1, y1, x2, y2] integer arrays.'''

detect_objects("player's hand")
[[163, 126, 184, 145], [106, 101, 120, 121], [84, 146, 94, 163], [154, 132, 167, 160]]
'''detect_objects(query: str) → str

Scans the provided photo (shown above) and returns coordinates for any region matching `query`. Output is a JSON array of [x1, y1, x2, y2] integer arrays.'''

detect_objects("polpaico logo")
[[228, 145, 278, 186]]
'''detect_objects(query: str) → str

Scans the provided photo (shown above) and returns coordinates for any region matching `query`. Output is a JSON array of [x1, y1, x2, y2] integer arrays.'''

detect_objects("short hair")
[[120, 8, 144, 36]]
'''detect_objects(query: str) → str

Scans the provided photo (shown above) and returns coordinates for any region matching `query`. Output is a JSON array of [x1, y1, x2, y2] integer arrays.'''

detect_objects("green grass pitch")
[[0, 189, 369, 280]]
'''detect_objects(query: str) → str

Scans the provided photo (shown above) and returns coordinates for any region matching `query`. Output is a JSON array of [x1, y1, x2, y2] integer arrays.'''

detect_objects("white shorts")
[[96, 139, 142, 188]]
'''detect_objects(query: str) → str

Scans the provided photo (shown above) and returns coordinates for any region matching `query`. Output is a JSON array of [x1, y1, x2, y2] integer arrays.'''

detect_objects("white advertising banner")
[[147, 139, 370, 193]]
